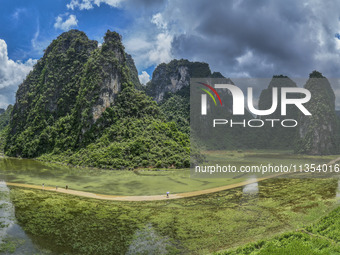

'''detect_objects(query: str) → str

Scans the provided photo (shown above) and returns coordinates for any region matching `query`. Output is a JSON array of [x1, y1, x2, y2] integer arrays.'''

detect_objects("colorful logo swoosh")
[[197, 82, 223, 106]]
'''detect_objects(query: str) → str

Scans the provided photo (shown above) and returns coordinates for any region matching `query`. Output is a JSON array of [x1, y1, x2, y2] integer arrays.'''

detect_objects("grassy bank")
[[218, 205, 340, 254], [9, 177, 339, 254], [216, 231, 340, 254]]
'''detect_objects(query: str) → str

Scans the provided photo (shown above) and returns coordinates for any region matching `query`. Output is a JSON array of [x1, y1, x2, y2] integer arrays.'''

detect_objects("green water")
[[0, 150, 339, 254], [8, 177, 340, 254], [0, 182, 42, 254], [0, 157, 237, 196], [0, 151, 337, 196]]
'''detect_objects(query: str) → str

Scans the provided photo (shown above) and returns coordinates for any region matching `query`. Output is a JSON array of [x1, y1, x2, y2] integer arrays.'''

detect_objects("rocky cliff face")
[[296, 71, 338, 155], [145, 59, 225, 136], [126, 54, 142, 90], [145, 59, 219, 102], [0, 109, 4, 115], [153, 64, 189, 102], [88, 31, 126, 122]]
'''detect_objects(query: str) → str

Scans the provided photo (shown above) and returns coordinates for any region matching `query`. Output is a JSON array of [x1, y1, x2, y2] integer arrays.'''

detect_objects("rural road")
[[6, 175, 276, 201], [6, 156, 340, 201]]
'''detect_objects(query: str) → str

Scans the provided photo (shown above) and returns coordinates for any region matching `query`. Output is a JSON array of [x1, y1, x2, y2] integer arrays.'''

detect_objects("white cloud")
[[64, 0, 340, 91], [151, 13, 167, 30], [67, 0, 122, 10], [124, 12, 174, 70], [125, 31, 173, 70], [28, 21, 53, 57], [0, 39, 36, 108], [65, 0, 174, 70], [54, 14, 78, 31], [124, 37, 151, 52], [148, 32, 173, 64], [138, 71, 150, 85], [11, 8, 26, 21], [31, 23, 40, 49], [0, 95, 10, 109]]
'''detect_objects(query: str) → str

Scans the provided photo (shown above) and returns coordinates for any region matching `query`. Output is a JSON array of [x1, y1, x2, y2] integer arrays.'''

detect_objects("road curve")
[[6, 156, 340, 201], [4, 174, 289, 201]]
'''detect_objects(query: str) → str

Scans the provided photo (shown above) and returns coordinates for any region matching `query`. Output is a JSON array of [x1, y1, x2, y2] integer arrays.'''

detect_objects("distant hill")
[[145, 59, 227, 135], [145, 59, 223, 103], [0, 105, 13, 151], [257, 76, 300, 149], [296, 71, 339, 155], [0, 105, 12, 131]]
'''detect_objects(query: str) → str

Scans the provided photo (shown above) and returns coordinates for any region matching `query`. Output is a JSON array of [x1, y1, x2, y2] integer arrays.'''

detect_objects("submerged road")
[[6, 157, 340, 201], [6, 175, 277, 201]]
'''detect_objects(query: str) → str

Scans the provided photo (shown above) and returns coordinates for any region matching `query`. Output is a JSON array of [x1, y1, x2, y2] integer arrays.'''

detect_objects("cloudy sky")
[[1, 0, 340, 109]]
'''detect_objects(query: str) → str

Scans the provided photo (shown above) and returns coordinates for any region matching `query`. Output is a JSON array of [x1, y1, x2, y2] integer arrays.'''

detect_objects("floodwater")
[[0, 181, 41, 254], [0, 157, 244, 196], [0, 157, 340, 254]]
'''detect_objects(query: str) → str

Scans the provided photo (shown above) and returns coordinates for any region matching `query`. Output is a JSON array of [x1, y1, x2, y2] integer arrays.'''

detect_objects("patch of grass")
[[307, 206, 340, 242], [0, 238, 25, 253], [217, 182, 340, 255], [218, 232, 340, 255], [1, 150, 338, 195], [10, 188, 146, 255], [9, 177, 339, 254]]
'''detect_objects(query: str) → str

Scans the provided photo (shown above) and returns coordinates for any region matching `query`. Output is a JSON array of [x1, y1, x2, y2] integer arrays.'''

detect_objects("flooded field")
[[0, 182, 42, 254], [0, 151, 339, 254]]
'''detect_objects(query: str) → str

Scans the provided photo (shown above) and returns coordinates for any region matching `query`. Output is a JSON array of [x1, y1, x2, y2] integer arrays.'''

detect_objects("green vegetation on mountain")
[[295, 71, 339, 155], [39, 86, 190, 169], [4, 30, 189, 168], [2, 28, 339, 165], [146, 59, 227, 138], [148, 64, 339, 154], [5, 30, 98, 157], [0, 105, 12, 152], [126, 53, 142, 90], [159, 94, 190, 134], [145, 59, 212, 134], [145, 59, 212, 102], [0, 105, 12, 132]]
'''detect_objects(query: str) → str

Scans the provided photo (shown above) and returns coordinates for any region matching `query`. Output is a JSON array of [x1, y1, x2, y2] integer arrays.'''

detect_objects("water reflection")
[[242, 179, 259, 195], [0, 158, 239, 196], [239, 177, 259, 207], [0, 181, 41, 254]]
